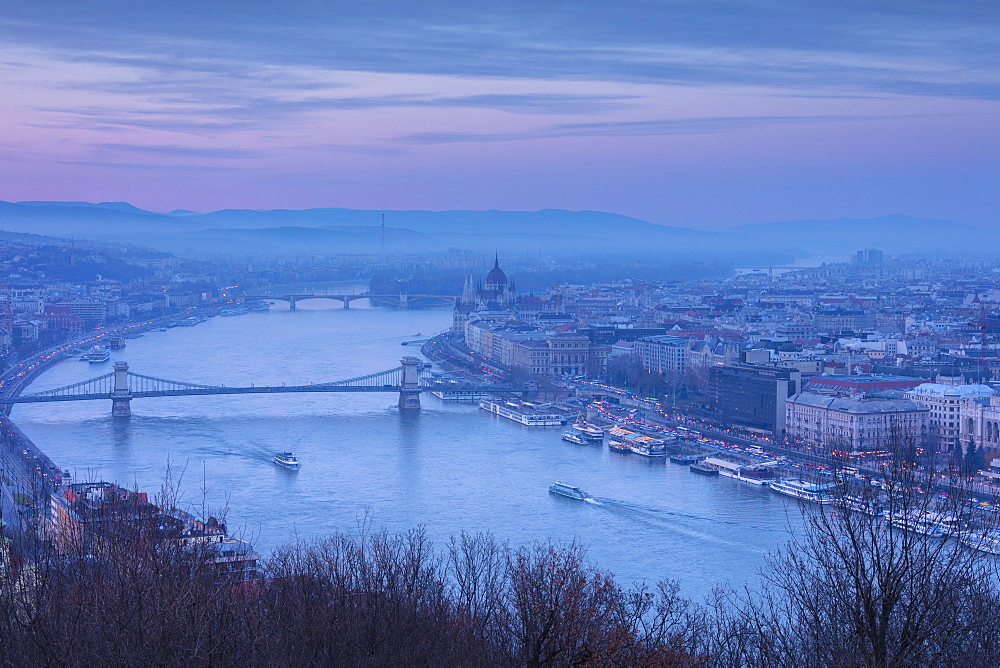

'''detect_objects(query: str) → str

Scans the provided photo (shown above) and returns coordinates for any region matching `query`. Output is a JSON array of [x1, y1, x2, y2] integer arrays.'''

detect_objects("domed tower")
[[485, 254, 508, 293]]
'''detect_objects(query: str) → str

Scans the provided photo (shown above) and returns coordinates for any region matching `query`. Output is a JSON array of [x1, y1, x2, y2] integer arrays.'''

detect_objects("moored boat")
[[960, 528, 1000, 555], [479, 398, 569, 426], [561, 431, 589, 445], [690, 462, 719, 476], [86, 346, 111, 363], [273, 452, 300, 470], [835, 494, 885, 517], [549, 481, 588, 500], [572, 422, 605, 441], [769, 478, 837, 504], [888, 510, 959, 537], [606, 427, 667, 456], [723, 466, 775, 485], [607, 439, 631, 453]]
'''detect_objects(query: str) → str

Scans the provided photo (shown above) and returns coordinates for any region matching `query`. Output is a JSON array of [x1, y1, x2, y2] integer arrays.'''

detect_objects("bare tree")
[[720, 440, 1000, 667]]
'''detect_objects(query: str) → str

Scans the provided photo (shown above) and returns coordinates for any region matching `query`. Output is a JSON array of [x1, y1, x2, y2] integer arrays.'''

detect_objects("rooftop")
[[788, 392, 927, 414]]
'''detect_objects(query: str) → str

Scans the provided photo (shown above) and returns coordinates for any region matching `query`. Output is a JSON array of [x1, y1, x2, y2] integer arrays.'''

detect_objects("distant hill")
[[0, 201, 205, 239], [0, 201, 988, 260]]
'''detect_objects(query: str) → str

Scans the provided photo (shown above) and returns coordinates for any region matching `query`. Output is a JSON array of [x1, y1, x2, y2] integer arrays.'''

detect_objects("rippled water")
[[14, 291, 799, 598]]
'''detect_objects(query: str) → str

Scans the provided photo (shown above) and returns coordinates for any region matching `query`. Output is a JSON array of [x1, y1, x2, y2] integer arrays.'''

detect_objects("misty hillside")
[[0, 201, 989, 259]]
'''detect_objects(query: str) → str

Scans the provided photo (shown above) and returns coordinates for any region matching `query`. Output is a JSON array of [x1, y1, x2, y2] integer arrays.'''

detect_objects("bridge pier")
[[398, 356, 421, 409], [111, 361, 132, 418], [288, 297, 297, 311], [343, 296, 350, 310], [399, 293, 408, 310]]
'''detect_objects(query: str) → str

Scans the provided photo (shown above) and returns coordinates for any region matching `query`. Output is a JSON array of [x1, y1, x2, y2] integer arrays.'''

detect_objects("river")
[[13, 292, 797, 598]]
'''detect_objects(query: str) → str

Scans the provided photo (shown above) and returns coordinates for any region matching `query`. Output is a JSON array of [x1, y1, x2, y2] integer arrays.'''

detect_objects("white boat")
[[769, 478, 837, 504], [606, 427, 667, 457], [835, 494, 885, 517], [273, 452, 300, 470], [960, 529, 1000, 555], [888, 511, 959, 538], [720, 466, 775, 486], [561, 431, 589, 445], [86, 346, 111, 363], [479, 398, 569, 426], [629, 437, 668, 457], [549, 482, 588, 500], [572, 422, 605, 441]]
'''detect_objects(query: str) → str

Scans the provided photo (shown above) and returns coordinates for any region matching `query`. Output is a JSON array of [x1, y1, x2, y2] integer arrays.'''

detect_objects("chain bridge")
[[0, 357, 524, 416]]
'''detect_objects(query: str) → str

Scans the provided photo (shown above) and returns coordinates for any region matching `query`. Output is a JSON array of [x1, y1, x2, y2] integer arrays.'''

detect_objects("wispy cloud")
[[91, 143, 265, 159], [393, 114, 930, 144], [56, 160, 244, 172]]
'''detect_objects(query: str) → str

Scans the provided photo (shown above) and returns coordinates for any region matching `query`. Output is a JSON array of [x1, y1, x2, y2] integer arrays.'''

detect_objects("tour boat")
[[690, 462, 719, 476], [720, 466, 775, 486], [888, 511, 959, 538], [561, 431, 590, 445], [607, 439, 632, 453], [479, 398, 569, 426], [606, 426, 667, 457], [769, 478, 836, 504], [629, 438, 668, 457], [272, 452, 301, 470], [87, 346, 111, 363], [835, 494, 885, 517], [549, 482, 588, 501], [960, 528, 1000, 555], [571, 422, 605, 441]]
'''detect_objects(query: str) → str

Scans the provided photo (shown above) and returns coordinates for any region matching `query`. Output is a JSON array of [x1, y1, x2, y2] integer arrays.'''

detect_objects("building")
[[708, 363, 801, 434], [814, 308, 874, 335], [785, 393, 929, 452], [904, 383, 994, 452], [50, 482, 259, 582], [959, 394, 1000, 454], [635, 335, 688, 374], [56, 301, 108, 326], [802, 374, 925, 394], [854, 248, 885, 265], [546, 331, 591, 376]]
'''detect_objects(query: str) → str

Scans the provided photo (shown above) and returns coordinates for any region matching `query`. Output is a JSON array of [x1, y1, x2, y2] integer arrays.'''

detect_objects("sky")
[[1, 1, 998, 228]]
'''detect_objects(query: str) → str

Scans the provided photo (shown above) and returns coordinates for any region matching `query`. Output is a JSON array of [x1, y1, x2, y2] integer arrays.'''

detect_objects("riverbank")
[[0, 306, 229, 539]]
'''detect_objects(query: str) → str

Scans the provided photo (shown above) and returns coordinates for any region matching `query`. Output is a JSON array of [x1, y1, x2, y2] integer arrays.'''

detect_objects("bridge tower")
[[398, 356, 421, 409], [111, 362, 132, 418]]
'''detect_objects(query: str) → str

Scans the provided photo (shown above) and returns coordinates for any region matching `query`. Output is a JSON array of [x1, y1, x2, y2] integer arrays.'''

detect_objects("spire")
[[494, 251, 499, 268], [462, 273, 476, 304]]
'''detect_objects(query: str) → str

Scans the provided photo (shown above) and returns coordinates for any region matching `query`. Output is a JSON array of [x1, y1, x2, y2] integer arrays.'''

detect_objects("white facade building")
[[785, 392, 929, 453], [635, 335, 688, 374], [904, 383, 993, 453]]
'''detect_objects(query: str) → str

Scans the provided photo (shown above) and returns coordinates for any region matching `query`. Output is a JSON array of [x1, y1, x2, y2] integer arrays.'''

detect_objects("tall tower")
[[462, 274, 476, 304]]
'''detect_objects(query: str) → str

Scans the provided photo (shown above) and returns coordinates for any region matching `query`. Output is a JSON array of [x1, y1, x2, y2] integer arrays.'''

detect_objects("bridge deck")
[[1, 383, 526, 403]]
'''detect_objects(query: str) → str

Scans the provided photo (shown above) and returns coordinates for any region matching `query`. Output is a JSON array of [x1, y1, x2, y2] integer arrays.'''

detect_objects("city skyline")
[[2, 1, 998, 228]]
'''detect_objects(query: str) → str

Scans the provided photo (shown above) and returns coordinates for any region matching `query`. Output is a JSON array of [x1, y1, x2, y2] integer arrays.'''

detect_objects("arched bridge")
[[244, 293, 459, 310], [0, 357, 524, 416]]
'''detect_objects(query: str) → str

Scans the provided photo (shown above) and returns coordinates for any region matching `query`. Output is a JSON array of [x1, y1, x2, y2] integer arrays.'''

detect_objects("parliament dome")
[[485, 256, 507, 290]]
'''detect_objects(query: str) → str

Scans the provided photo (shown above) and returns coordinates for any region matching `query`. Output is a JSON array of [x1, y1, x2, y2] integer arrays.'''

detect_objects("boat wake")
[[584, 497, 603, 506], [596, 498, 780, 533]]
